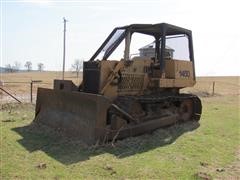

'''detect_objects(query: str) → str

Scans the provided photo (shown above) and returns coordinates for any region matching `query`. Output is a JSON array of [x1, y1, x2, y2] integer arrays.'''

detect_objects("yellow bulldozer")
[[34, 23, 202, 144]]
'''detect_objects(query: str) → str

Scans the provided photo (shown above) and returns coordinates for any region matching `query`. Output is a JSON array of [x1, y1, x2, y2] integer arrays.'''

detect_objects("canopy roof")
[[116, 23, 192, 36], [89, 23, 192, 61]]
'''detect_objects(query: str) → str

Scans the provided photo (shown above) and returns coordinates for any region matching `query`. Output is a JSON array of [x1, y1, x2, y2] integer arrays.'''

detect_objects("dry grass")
[[0, 71, 81, 102], [1, 71, 81, 84], [1, 71, 82, 87], [183, 76, 240, 96]]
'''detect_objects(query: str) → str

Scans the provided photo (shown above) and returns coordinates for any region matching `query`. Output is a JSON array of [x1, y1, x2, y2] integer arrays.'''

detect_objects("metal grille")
[[118, 73, 144, 91]]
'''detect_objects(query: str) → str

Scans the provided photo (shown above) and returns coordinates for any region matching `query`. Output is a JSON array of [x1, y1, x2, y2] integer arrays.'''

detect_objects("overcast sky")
[[1, 0, 240, 76]]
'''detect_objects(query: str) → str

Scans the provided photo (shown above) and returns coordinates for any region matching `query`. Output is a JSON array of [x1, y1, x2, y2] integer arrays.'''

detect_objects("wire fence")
[[181, 79, 240, 97], [0, 81, 53, 104], [0, 79, 239, 104]]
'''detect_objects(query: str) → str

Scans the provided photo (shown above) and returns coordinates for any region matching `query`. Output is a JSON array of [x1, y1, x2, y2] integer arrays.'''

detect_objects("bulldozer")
[[34, 23, 202, 144]]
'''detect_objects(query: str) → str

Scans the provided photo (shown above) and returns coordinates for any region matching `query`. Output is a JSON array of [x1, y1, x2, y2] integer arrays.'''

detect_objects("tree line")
[[5, 59, 84, 76], [5, 61, 44, 72]]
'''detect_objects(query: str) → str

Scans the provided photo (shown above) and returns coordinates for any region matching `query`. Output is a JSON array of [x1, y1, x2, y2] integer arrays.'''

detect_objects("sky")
[[1, 0, 240, 76]]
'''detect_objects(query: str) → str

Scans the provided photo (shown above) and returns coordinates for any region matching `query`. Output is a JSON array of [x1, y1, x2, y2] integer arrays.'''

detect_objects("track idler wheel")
[[178, 96, 202, 122], [179, 99, 193, 122], [192, 96, 202, 121]]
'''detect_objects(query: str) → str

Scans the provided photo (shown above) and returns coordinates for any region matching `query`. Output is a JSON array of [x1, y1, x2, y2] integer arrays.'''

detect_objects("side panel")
[[83, 61, 100, 93], [165, 60, 194, 79], [160, 60, 195, 88]]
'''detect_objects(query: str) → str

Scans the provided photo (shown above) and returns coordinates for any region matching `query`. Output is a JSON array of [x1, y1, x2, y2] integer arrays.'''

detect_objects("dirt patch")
[[194, 172, 212, 180], [198, 147, 240, 179], [36, 163, 47, 169], [2, 119, 16, 122], [215, 147, 240, 179]]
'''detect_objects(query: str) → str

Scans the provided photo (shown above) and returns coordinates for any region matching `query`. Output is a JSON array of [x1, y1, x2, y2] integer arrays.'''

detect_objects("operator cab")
[[89, 23, 195, 76], [83, 23, 196, 93]]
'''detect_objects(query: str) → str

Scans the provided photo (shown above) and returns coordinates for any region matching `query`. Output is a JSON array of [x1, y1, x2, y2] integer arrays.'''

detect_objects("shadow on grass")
[[13, 121, 199, 165]]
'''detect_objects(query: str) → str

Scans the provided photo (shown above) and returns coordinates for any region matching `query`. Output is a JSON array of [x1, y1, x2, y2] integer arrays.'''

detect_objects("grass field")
[[0, 74, 240, 179]]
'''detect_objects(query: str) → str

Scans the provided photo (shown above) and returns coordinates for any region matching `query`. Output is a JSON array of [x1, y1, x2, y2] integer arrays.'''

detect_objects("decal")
[[179, 70, 190, 78]]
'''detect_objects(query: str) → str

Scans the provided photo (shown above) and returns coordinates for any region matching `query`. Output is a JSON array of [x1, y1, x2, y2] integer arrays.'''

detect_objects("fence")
[[0, 78, 239, 104], [0, 81, 52, 104], [181, 78, 240, 97]]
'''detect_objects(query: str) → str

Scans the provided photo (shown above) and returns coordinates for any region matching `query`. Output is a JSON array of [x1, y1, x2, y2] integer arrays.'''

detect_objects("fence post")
[[212, 81, 215, 96], [30, 81, 33, 103], [30, 80, 42, 103]]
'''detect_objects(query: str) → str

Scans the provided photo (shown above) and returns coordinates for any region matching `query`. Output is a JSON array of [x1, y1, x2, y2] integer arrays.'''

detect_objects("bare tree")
[[24, 61, 32, 72], [13, 61, 21, 72], [5, 64, 13, 73], [37, 63, 44, 71], [71, 59, 83, 78]]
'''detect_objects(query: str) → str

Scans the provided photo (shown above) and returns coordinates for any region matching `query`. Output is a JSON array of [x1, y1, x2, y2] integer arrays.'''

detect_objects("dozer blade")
[[34, 88, 110, 144]]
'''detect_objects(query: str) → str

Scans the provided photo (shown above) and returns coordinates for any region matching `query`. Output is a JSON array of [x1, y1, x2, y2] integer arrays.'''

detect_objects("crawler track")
[[111, 93, 202, 123]]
